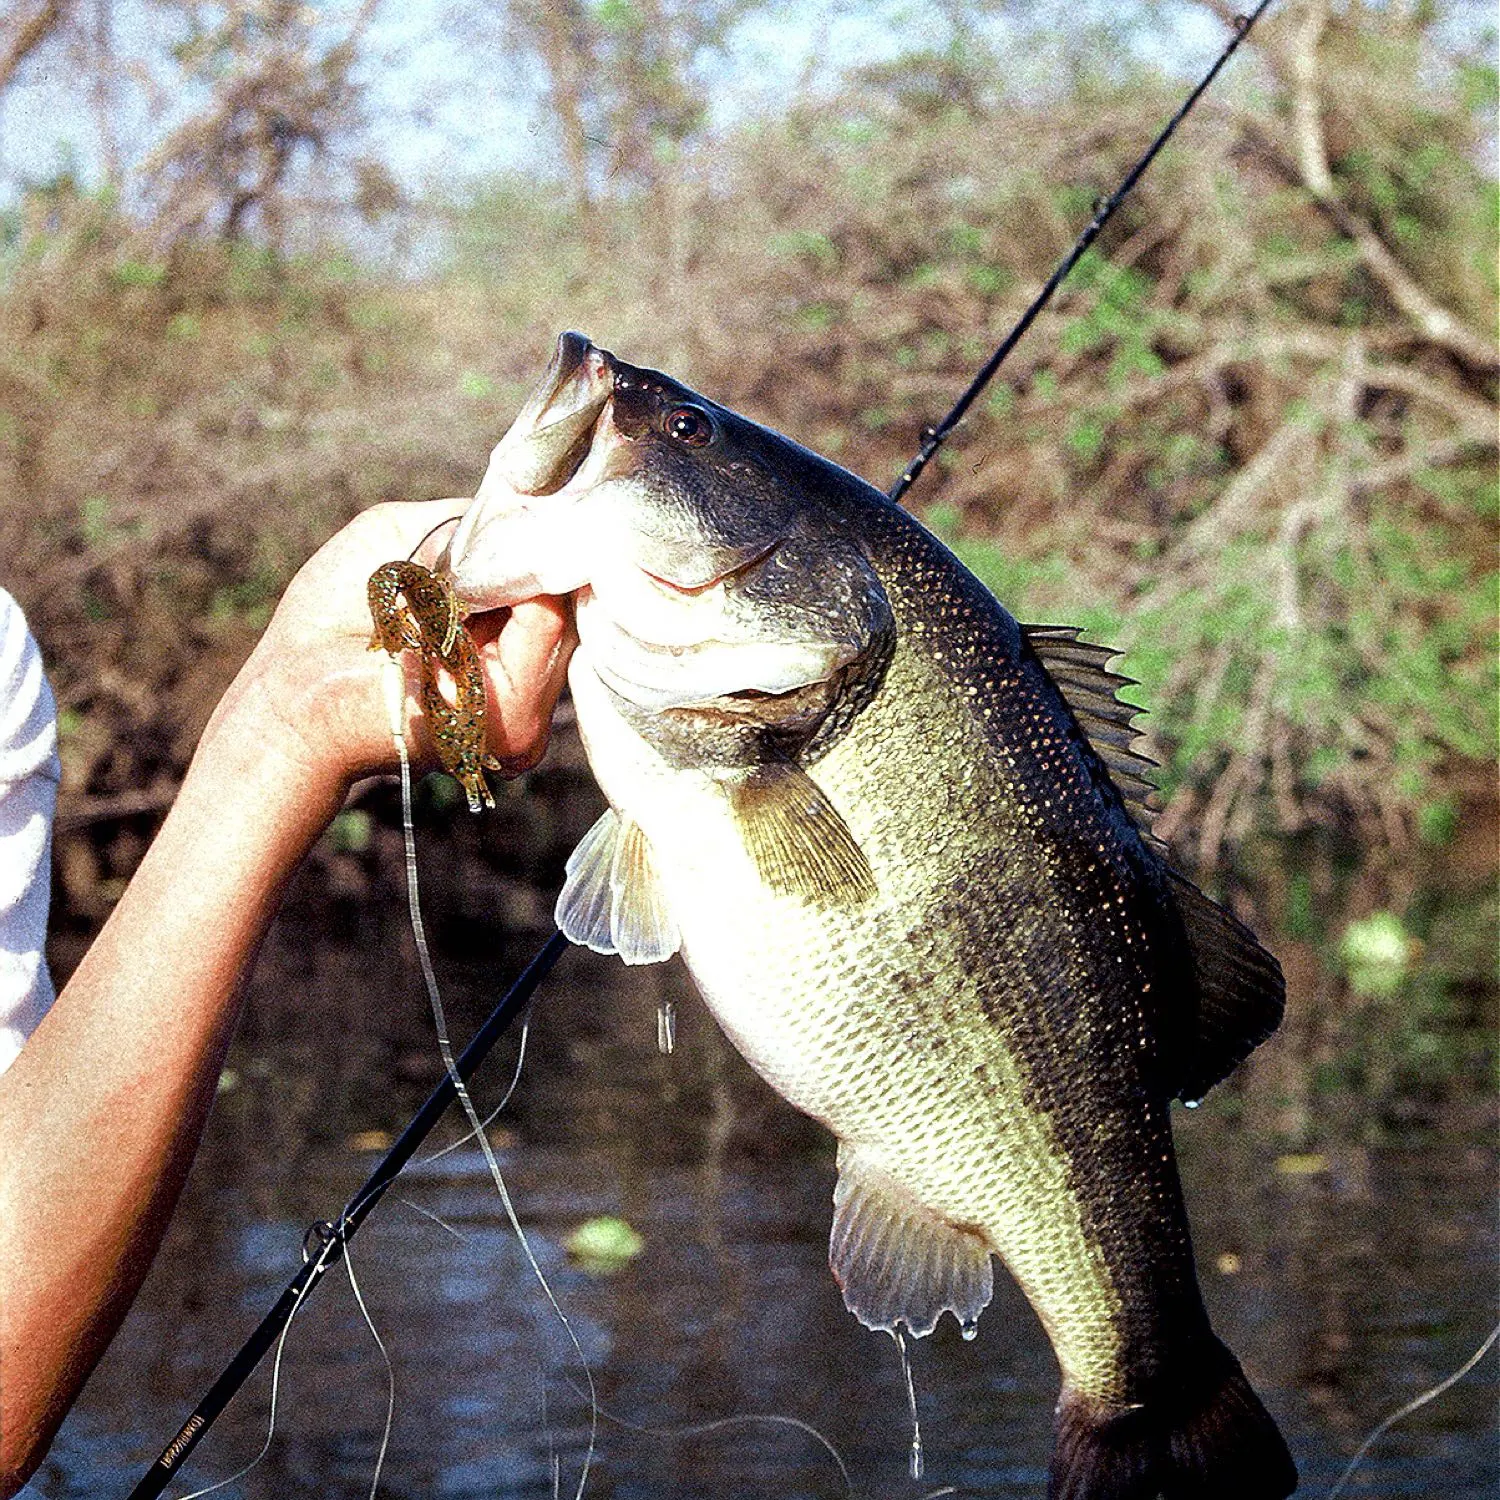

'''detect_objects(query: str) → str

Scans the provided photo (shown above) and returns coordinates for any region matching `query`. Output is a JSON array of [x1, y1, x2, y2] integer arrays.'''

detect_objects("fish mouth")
[[579, 595, 860, 713], [527, 332, 614, 453], [441, 332, 615, 584], [639, 539, 781, 597]]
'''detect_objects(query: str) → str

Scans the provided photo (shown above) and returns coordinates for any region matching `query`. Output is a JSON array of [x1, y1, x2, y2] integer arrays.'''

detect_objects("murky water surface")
[[30, 889, 1499, 1499]]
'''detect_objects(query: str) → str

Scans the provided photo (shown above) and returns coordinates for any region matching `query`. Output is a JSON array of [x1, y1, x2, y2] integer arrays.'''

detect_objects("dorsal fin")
[[1022, 624, 1165, 854], [1167, 871, 1286, 1101]]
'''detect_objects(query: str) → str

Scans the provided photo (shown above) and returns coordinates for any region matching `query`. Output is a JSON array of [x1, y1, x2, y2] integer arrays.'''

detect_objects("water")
[[27, 883, 1499, 1499]]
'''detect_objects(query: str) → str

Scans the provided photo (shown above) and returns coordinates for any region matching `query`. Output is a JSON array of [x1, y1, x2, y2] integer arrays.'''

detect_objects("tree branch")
[[0, 0, 70, 97], [1278, 0, 1497, 371]]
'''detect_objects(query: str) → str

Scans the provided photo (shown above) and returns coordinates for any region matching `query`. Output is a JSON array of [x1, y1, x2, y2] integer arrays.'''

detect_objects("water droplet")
[[656, 1000, 676, 1056], [894, 1327, 924, 1480], [1184, 1097, 1201, 1110], [1092, 192, 1110, 216], [961, 1319, 980, 1342], [1233, 13, 1250, 30]]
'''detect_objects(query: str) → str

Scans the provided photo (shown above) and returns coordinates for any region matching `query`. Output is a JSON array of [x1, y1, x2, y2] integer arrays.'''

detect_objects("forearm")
[[0, 497, 570, 1493], [0, 665, 347, 1488]]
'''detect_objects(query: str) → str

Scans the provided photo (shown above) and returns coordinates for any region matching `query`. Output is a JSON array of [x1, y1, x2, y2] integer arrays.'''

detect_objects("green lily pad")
[[564, 1215, 644, 1272]]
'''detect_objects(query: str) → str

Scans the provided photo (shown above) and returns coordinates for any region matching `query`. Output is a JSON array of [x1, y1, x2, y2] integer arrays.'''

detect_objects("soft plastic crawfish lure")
[[367, 560, 502, 811]]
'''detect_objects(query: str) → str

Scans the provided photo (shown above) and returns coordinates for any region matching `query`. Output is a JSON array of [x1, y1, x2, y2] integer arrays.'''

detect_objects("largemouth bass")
[[446, 333, 1297, 1500]]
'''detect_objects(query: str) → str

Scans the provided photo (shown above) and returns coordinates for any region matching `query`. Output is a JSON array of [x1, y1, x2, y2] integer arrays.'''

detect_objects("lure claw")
[[367, 560, 499, 809]]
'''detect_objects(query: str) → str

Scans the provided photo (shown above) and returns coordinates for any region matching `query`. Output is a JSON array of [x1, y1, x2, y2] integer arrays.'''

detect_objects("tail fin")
[[1049, 1340, 1296, 1500]]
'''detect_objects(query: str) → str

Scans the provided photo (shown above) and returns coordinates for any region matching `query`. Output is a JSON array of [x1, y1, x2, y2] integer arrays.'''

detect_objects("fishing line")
[[540, 1374, 564, 1500], [392, 1192, 470, 1241], [340, 1236, 397, 1500], [384, 658, 600, 1500], [415, 1010, 534, 1167], [174, 1232, 337, 1500], [887, 0, 1274, 503], [405, 514, 464, 565], [555, 1372, 855, 1498], [389, 1143, 854, 1499], [1326, 1317, 1500, 1499]]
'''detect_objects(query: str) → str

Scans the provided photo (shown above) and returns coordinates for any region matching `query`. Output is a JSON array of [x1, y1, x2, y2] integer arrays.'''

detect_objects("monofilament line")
[[887, 0, 1275, 504], [1326, 1318, 1500, 1499], [175, 1234, 336, 1500], [383, 659, 599, 1500]]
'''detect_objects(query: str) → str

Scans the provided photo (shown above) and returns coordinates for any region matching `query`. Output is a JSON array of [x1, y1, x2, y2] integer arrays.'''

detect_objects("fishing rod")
[[124, 8, 1270, 1493], [889, 0, 1273, 503], [125, 931, 568, 1500]]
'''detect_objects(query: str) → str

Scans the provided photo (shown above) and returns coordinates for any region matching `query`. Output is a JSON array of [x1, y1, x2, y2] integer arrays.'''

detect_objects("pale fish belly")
[[571, 660, 1129, 1396]]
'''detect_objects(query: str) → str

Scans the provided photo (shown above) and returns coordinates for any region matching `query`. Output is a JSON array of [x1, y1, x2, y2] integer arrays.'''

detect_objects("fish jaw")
[[575, 583, 861, 714], [443, 333, 613, 608], [480, 331, 612, 499]]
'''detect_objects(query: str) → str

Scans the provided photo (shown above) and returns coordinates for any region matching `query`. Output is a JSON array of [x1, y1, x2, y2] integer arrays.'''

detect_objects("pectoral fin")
[[555, 808, 680, 964], [727, 764, 875, 907], [830, 1145, 994, 1340], [555, 809, 619, 954], [609, 818, 680, 965]]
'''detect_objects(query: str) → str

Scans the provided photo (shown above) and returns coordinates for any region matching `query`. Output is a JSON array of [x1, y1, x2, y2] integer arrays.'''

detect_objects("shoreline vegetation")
[[2, 1, 1494, 1143]]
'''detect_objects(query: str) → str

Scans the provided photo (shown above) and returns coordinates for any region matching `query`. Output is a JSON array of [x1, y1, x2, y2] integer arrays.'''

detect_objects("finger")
[[474, 597, 576, 773]]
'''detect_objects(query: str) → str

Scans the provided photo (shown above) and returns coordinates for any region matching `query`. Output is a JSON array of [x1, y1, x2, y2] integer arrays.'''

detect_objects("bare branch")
[[1276, 2, 1497, 371], [1174, 414, 1311, 564], [0, 0, 71, 96]]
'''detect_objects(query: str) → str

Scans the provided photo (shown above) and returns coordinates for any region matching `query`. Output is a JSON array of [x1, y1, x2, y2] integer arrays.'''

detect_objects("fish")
[[444, 332, 1298, 1500]]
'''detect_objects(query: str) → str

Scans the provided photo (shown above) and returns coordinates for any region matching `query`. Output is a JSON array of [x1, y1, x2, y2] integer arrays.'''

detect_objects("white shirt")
[[0, 587, 59, 1074]]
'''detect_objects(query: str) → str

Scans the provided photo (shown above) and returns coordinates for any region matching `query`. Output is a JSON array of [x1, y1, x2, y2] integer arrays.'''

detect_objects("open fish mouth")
[[521, 332, 614, 461], [441, 333, 616, 587]]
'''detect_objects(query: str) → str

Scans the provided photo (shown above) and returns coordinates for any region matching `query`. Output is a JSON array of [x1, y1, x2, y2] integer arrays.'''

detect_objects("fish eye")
[[664, 405, 713, 447]]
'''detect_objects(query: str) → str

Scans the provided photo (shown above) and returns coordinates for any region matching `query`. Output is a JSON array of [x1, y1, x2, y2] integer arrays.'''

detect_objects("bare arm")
[[0, 500, 573, 1493]]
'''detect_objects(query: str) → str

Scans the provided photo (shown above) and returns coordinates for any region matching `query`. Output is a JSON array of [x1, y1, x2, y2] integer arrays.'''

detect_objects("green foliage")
[[1340, 912, 1415, 999], [3, 1, 1493, 1127]]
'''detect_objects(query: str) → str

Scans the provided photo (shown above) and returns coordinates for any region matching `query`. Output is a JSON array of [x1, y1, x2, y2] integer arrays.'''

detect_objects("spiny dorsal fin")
[[830, 1144, 994, 1339], [555, 808, 680, 964], [727, 763, 876, 906], [1023, 624, 1165, 854], [1168, 871, 1286, 1102]]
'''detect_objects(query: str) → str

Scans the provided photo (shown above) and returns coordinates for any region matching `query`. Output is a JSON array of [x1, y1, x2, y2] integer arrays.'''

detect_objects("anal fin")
[[728, 764, 875, 907], [830, 1145, 993, 1340], [555, 808, 680, 964]]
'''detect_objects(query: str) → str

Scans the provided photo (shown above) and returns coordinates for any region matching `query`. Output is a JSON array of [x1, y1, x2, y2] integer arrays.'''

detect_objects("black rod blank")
[[887, 0, 1274, 503]]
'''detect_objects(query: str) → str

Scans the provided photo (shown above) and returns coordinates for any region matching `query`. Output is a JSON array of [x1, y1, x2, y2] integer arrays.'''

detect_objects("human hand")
[[208, 499, 575, 798]]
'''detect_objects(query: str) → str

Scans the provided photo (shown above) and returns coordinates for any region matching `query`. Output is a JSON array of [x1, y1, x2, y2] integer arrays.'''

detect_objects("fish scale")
[[450, 334, 1296, 1500], [574, 529, 1165, 1402]]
